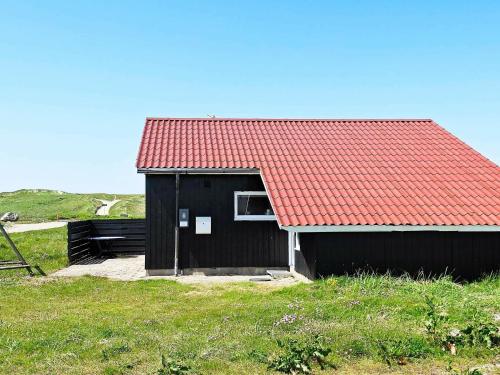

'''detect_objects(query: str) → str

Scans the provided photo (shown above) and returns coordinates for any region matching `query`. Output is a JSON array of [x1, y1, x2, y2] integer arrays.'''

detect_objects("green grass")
[[0, 227, 67, 277], [0, 189, 144, 222], [0, 229, 498, 374], [109, 195, 145, 218]]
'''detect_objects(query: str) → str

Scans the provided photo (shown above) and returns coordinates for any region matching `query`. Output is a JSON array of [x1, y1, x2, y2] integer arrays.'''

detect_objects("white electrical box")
[[196, 217, 211, 234]]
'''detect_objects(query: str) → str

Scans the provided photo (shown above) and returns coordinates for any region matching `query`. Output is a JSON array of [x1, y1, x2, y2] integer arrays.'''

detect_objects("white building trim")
[[283, 225, 500, 233], [137, 167, 260, 174]]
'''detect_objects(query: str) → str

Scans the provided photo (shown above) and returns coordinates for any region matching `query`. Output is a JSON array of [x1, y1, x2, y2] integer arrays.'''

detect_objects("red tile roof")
[[137, 118, 500, 227]]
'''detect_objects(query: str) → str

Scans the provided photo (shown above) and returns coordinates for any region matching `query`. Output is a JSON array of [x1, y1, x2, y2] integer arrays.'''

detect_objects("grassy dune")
[[0, 189, 144, 222], [109, 195, 145, 218], [0, 229, 498, 374]]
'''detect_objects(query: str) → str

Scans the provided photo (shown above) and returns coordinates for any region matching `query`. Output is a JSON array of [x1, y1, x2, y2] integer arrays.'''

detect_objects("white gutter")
[[283, 225, 500, 233]]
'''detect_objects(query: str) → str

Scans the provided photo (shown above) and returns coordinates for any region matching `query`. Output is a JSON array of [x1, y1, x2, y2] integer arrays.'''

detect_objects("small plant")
[[424, 296, 448, 337], [101, 343, 131, 361], [376, 340, 392, 367], [376, 338, 431, 367], [440, 320, 499, 355], [287, 300, 303, 310], [347, 300, 361, 308], [103, 361, 138, 375], [268, 335, 334, 374], [446, 361, 483, 375], [442, 328, 462, 355], [461, 321, 499, 348], [274, 314, 299, 326], [340, 339, 370, 359], [248, 348, 268, 363], [157, 354, 191, 375]]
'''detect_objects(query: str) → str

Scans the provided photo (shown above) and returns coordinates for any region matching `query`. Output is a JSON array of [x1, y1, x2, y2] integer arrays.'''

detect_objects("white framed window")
[[234, 191, 276, 221]]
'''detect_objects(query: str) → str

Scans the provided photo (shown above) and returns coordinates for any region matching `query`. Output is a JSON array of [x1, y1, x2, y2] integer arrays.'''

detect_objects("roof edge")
[[145, 117, 434, 122], [137, 167, 260, 174], [284, 225, 500, 233]]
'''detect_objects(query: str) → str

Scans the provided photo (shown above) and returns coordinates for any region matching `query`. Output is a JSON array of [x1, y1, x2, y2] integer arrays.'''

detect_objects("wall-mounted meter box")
[[196, 217, 211, 234], [179, 209, 189, 227]]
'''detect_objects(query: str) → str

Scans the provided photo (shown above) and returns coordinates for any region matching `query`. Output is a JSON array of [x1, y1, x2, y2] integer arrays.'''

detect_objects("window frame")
[[234, 191, 276, 221]]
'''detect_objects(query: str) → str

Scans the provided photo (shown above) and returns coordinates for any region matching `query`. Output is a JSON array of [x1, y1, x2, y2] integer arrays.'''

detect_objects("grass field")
[[109, 195, 146, 218], [0, 229, 499, 374], [0, 190, 144, 222]]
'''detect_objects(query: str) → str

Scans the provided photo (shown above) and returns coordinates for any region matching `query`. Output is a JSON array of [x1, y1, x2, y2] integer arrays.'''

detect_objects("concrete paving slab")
[[52, 255, 302, 286]]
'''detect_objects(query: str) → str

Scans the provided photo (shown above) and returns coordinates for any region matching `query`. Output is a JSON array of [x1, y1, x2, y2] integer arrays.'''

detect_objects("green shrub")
[[441, 320, 499, 355], [423, 295, 499, 355], [447, 361, 484, 375], [157, 354, 191, 375], [268, 335, 334, 374], [461, 321, 499, 348], [424, 295, 448, 337], [376, 337, 431, 366]]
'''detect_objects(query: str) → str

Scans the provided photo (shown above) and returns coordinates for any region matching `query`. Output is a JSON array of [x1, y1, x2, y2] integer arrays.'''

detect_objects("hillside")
[[0, 189, 144, 222]]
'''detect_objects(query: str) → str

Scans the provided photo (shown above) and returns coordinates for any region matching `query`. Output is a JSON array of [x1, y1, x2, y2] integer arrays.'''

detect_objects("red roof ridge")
[[145, 117, 434, 122]]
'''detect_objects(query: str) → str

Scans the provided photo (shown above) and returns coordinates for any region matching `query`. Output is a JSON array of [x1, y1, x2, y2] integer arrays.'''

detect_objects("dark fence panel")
[[67, 220, 94, 264], [91, 219, 146, 254], [67, 219, 145, 264]]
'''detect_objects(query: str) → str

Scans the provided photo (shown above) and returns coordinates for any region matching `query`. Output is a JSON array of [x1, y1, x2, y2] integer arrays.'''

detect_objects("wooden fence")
[[67, 219, 145, 264]]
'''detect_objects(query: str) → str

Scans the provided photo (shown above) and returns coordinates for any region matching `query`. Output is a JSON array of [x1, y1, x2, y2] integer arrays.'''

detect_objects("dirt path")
[[96, 199, 120, 216], [4, 221, 67, 233]]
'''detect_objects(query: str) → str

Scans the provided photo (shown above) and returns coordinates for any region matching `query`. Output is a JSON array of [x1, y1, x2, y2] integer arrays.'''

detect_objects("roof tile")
[[137, 118, 500, 227]]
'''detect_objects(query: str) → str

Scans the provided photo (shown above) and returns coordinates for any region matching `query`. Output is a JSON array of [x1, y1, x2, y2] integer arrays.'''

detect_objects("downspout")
[[174, 173, 180, 276]]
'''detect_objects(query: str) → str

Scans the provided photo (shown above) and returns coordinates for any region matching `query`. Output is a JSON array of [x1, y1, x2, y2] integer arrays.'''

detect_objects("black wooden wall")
[[297, 231, 500, 280], [145, 174, 289, 270], [145, 175, 176, 270]]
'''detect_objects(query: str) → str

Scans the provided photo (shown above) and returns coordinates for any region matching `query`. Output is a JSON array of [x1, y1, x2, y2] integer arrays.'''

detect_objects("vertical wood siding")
[[146, 175, 176, 269], [294, 249, 316, 280], [145, 174, 289, 270], [298, 232, 500, 280]]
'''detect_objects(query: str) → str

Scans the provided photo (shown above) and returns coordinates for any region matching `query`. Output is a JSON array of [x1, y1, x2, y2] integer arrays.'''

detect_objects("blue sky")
[[1, 1, 499, 194]]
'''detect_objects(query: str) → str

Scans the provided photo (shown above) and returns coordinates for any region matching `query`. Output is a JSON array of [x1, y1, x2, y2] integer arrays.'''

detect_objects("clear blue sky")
[[1, 1, 499, 194]]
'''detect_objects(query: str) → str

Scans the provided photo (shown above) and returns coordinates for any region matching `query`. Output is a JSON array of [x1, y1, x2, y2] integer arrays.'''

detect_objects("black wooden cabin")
[[137, 118, 500, 280]]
